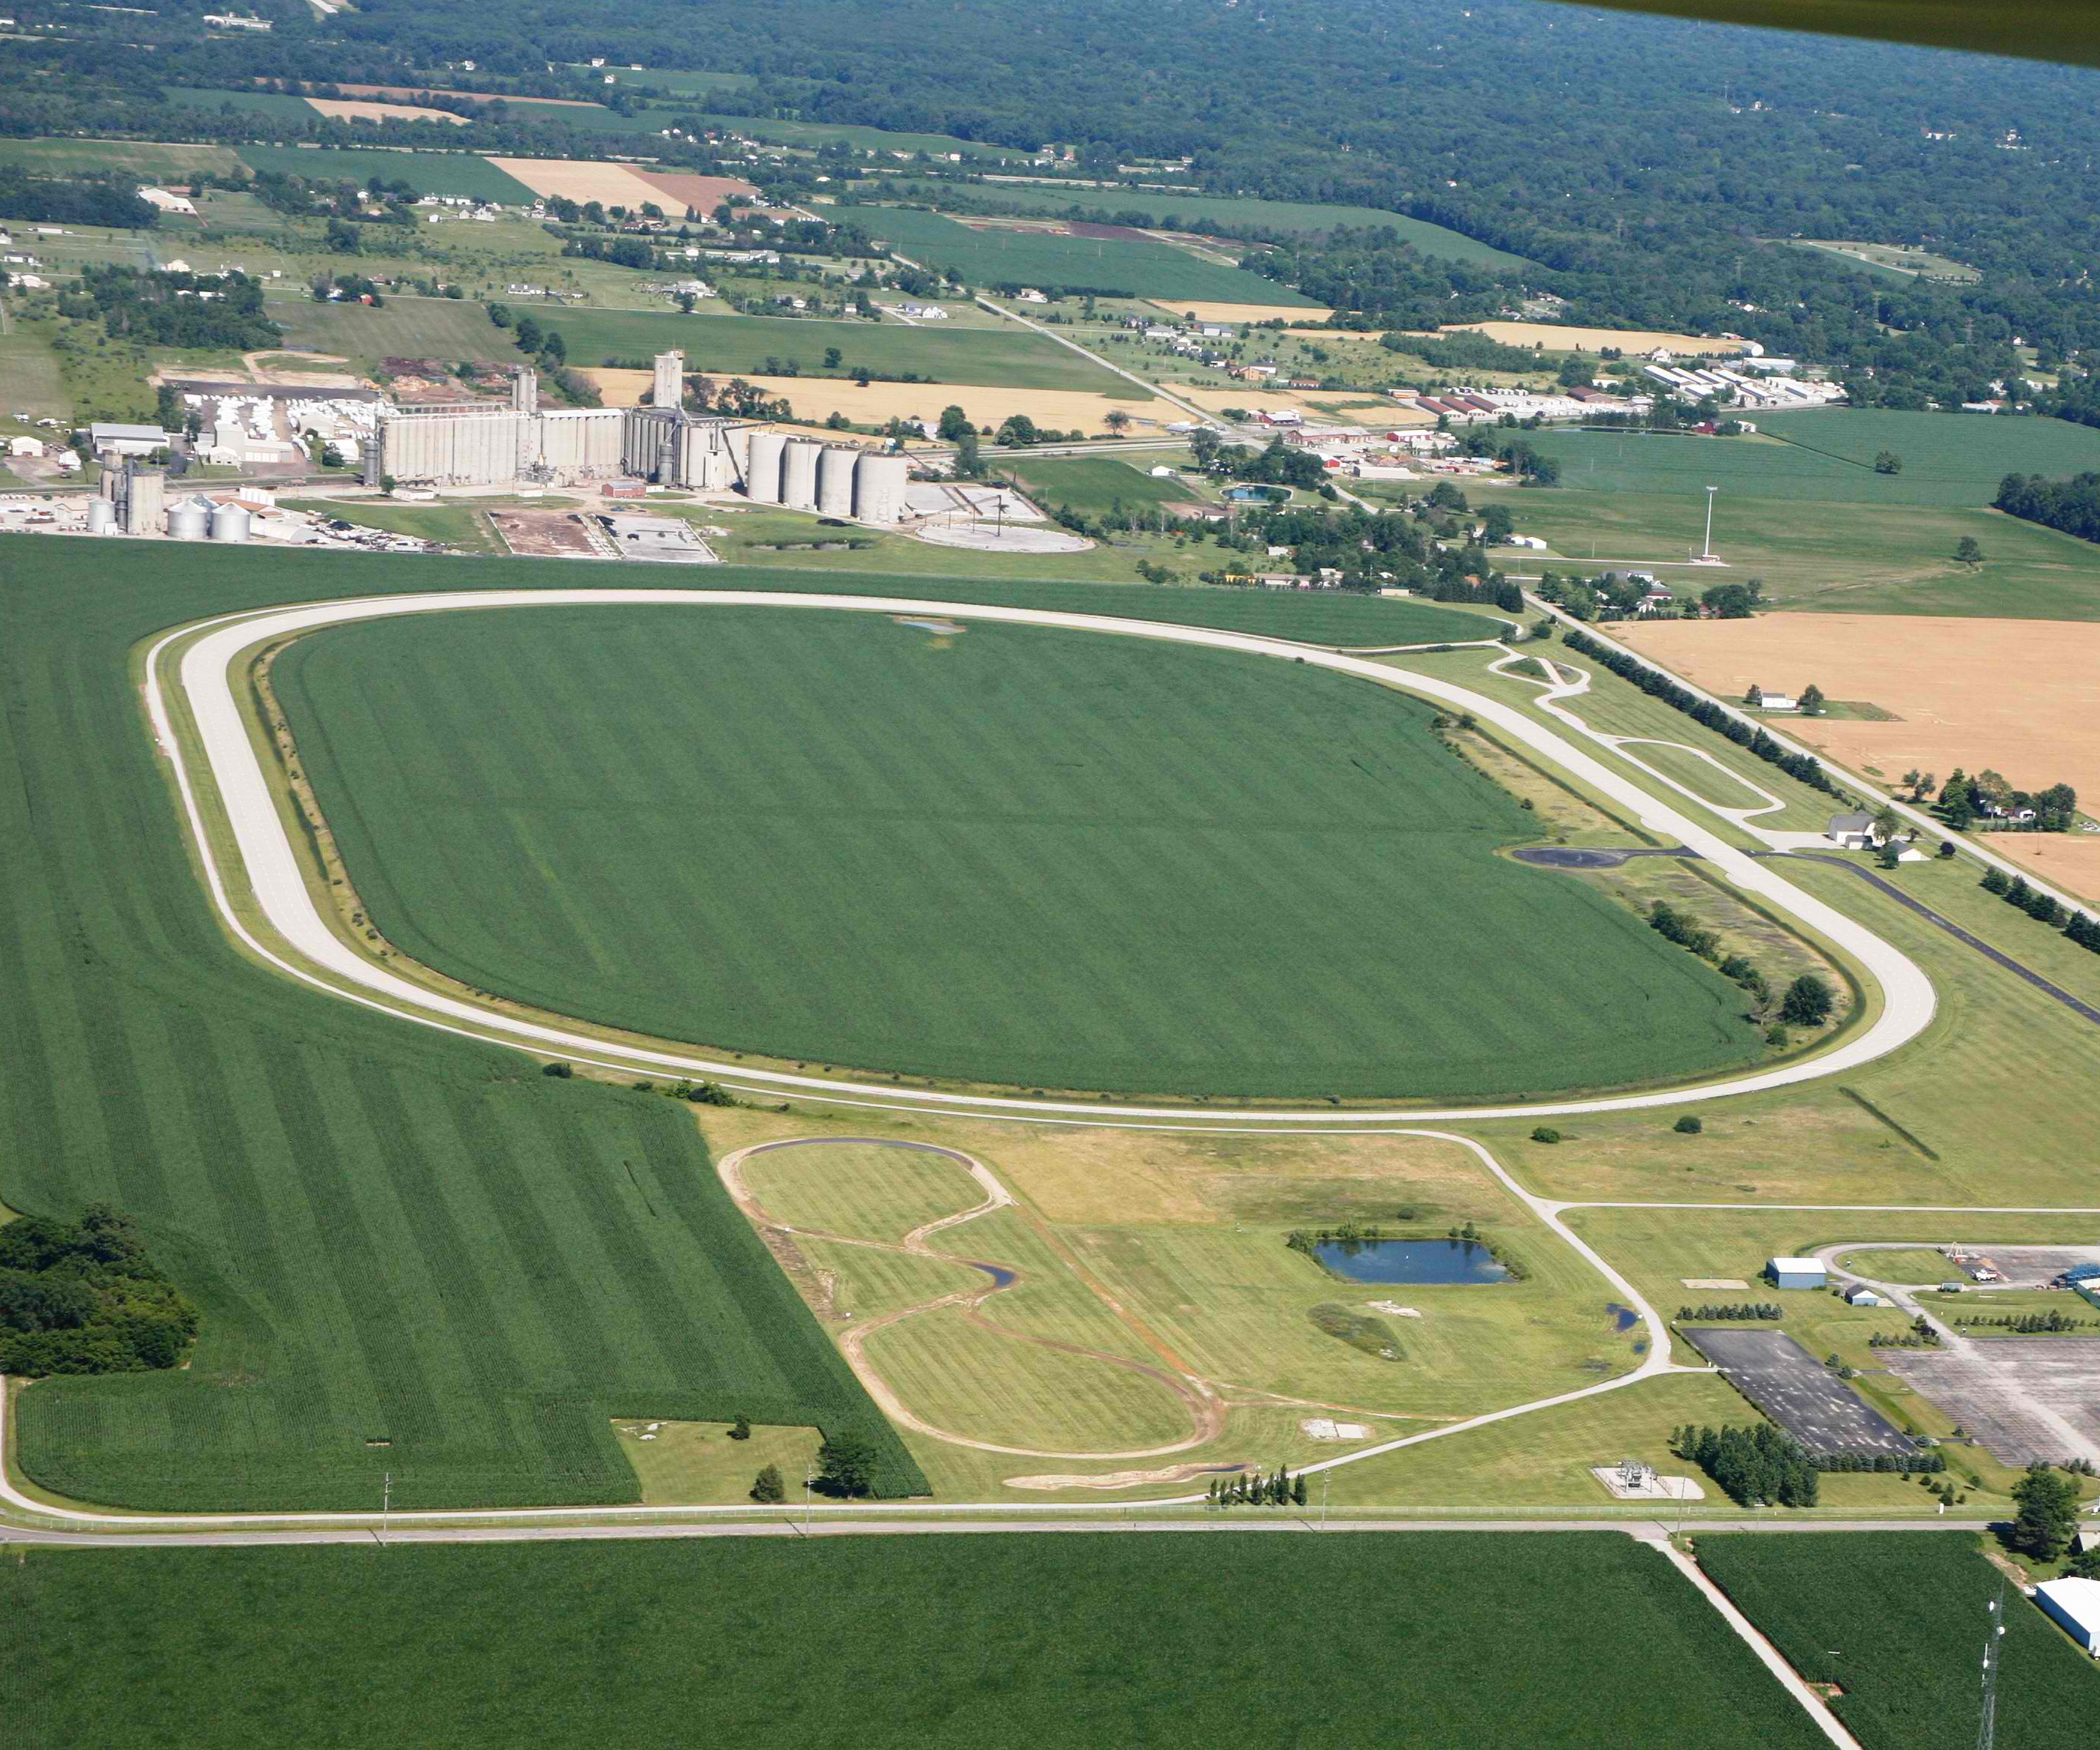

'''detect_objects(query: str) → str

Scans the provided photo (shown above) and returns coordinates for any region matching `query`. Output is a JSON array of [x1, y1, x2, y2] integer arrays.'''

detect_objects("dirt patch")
[[1004, 1461, 1246, 1489], [1616, 613, 2100, 826], [632, 171, 763, 217], [307, 98, 470, 127], [488, 509, 604, 558]]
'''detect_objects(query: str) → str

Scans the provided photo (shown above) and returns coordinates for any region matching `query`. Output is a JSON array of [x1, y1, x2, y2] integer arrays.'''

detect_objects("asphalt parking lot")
[[1684, 1327, 1919, 1456], [1884, 1339, 2100, 1469]]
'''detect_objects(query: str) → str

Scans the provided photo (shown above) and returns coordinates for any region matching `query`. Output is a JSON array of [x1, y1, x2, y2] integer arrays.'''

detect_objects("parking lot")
[[1884, 1339, 2100, 1469], [1684, 1327, 1920, 1456]]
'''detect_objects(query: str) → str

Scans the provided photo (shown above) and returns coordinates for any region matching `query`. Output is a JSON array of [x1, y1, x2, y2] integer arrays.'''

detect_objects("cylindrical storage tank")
[[815, 446, 857, 518], [86, 498, 116, 534], [210, 502, 251, 543], [165, 499, 209, 541], [852, 452, 909, 525], [98, 467, 122, 502], [780, 438, 821, 512], [743, 428, 786, 503]]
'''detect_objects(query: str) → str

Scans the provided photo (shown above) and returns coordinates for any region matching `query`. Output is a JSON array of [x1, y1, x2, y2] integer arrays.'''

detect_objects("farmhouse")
[[1827, 812, 1878, 849], [2033, 1577, 2100, 1655], [1769, 1257, 1827, 1289]]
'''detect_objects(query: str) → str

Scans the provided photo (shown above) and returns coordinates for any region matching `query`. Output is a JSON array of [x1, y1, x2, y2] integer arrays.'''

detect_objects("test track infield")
[[148, 588, 1939, 1128]]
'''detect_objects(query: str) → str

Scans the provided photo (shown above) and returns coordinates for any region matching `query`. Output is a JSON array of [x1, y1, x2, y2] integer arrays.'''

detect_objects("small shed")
[[1769, 1256, 1827, 1290], [1844, 1284, 1886, 1307], [2033, 1576, 2100, 1655]]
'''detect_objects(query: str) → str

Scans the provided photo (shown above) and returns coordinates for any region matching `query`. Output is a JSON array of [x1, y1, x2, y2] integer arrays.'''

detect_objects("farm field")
[[859, 206, 1319, 304], [267, 294, 525, 373], [1780, 239, 1981, 282], [0, 327, 66, 419], [554, 305, 1132, 392], [270, 603, 1774, 1101], [0, 541, 921, 1512], [1697, 1535, 2099, 1749], [887, 180, 1534, 264], [588, 367, 1177, 437], [1506, 488, 2100, 620], [234, 145, 539, 204], [1612, 613, 2099, 815], [1446, 320, 1752, 355], [161, 85, 331, 122], [309, 97, 473, 127], [996, 455, 1196, 515], [1758, 407, 2100, 500], [692, 110, 1029, 159], [2, 1536, 1829, 1750], [0, 138, 244, 180]]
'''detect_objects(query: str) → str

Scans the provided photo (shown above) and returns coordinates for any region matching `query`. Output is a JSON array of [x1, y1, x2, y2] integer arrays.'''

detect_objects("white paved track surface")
[[153, 589, 1936, 1127]]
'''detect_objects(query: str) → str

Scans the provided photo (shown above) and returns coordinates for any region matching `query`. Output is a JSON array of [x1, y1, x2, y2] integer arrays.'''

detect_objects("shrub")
[[1673, 1115, 1703, 1135], [750, 1463, 785, 1504], [541, 1061, 573, 1078], [1530, 1126, 1561, 1144], [1780, 975, 1834, 1027]]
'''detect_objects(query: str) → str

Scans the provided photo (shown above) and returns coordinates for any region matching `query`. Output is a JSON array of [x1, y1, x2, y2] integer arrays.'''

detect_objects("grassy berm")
[[5, 1534, 1828, 1749]]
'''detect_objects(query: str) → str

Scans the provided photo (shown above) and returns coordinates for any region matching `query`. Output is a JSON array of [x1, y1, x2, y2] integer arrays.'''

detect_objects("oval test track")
[[152, 588, 1938, 1127]]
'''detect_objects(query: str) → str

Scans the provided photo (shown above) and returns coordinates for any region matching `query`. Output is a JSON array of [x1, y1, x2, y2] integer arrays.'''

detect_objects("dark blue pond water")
[[1607, 1302, 1639, 1332], [1312, 1238, 1509, 1285]]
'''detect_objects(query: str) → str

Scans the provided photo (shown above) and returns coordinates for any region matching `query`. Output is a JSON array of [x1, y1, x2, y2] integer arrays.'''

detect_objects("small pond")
[[1312, 1237, 1510, 1285]]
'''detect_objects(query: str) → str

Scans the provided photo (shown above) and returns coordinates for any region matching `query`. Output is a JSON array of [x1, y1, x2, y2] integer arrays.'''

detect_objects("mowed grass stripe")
[[276, 606, 1772, 1100]]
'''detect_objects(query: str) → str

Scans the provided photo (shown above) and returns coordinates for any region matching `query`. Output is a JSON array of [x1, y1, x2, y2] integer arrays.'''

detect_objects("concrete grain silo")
[[744, 428, 787, 503], [165, 497, 210, 541], [780, 437, 823, 511], [815, 446, 858, 518], [209, 501, 251, 543], [852, 452, 908, 524]]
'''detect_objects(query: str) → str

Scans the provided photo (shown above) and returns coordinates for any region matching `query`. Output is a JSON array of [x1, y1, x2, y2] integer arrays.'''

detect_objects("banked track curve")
[[151, 589, 1937, 1126]]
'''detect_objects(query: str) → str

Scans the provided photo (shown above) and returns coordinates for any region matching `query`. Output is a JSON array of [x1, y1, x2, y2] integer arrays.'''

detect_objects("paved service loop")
[[151, 589, 1937, 1126]]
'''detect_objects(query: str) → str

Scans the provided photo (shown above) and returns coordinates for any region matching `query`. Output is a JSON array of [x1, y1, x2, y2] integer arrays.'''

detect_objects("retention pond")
[[1312, 1237, 1510, 1286]]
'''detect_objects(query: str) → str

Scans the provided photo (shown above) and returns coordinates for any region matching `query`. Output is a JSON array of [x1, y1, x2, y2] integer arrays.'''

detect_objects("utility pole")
[[380, 1471, 391, 1546], [1701, 485, 1718, 561], [1320, 1469, 1329, 1531], [804, 1458, 815, 1536], [1976, 1580, 2005, 1750]]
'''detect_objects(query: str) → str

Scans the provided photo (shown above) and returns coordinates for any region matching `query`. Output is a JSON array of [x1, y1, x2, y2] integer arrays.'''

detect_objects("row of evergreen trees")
[[1675, 1302, 1781, 1322], [1561, 630, 1841, 797], [1207, 1467, 1308, 1508], [1981, 867, 2100, 957], [1672, 1423, 1821, 1507]]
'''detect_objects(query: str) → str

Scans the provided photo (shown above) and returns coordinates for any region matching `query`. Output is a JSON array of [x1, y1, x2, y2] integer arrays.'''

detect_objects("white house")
[[1827, 812, 1878, 849], [2034, 1577, 2100, 1655], [1757, 691, 1799, 712]]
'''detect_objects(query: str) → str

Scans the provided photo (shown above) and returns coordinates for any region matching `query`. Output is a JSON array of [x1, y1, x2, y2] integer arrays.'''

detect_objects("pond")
[[1312, 1237, 1510, 1285], [1224, 485, 1285, 503]]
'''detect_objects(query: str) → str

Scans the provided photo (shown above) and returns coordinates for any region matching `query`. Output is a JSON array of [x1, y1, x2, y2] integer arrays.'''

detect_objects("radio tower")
[[1975, 1579, 2007, 1750]]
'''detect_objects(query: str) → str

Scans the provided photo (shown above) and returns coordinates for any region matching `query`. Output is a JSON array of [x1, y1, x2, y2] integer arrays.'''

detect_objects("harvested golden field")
[[584, 369, 1182, 435], [1615, 612, 2099, 815], [330, 83, 602, 109], [1440, 321, 1751, 355], [307, 98, 470, 126], [1990, 833, 2100, 905], [486, 157, 666, 207], [1148, 300, 1334, 325]]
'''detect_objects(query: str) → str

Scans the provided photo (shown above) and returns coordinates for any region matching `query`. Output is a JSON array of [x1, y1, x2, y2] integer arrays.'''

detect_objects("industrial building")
[[1767, 1257, 1827, 1290], [2034, 1577, 2100, 1656], [740, 425, 908, 524]]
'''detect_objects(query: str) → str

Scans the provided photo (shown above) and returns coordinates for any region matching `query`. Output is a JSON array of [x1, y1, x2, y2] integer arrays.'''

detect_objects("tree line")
[[0, 1204, 198, 1376]]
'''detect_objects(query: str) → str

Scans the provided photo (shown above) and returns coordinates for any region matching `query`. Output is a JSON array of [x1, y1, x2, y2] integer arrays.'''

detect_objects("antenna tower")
[[1975, 1578, 2006, 1750]]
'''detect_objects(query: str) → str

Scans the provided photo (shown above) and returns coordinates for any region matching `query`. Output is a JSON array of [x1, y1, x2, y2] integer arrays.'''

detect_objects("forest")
[[0, 1205, 198, 1377]]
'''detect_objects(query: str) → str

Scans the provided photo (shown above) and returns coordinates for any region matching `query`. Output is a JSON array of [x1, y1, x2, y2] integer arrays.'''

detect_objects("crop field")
[[1758, 408, 2100, 501], [1697, 1535, 2098, 1749], [883, 180, 1534, 264], [551, 304, 1131, 392], [5, 1535, 1826, 1750], [0, 540, 920, 1511], [1506, 487, 2100, 621], [693, 110, 1028, 159], [858, 206, 1319, 304], [234, 145, 539, 204], [267, 293, 524, 371], [996, 455, 1196, 515], [0, 138, 245, 180], [272, 603, 1771, 1100]]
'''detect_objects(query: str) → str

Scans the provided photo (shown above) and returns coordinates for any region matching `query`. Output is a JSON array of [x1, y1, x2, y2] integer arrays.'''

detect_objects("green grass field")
[[857, 206, 1318, 304], [554, 304, 1131, 391], [1507, 488, 2100, 620], [690, 110, 1028, 159], [0, 138, 245, 180], [282, 496, 500, 551], [1697, 1534, 2099, 1749], [0, 541, 920, 1511], [234, 145, 539, 204], [998, 455, 1195, 515], [0, 326, 66, 419], [887, 180, 1536, 265], [267, 293, 524, 372], [4, 1535, 1827, 1750], [272, 603, 1772, 1099]]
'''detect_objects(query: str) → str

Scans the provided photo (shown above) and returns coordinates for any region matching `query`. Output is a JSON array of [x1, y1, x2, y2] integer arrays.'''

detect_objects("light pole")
[[1700, 485, 1718, 561]]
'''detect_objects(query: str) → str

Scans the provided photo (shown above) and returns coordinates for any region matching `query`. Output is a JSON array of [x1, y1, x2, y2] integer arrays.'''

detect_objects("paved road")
[[1759, 851, 2100, 1030], [153, 588, 1938, 1129]]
